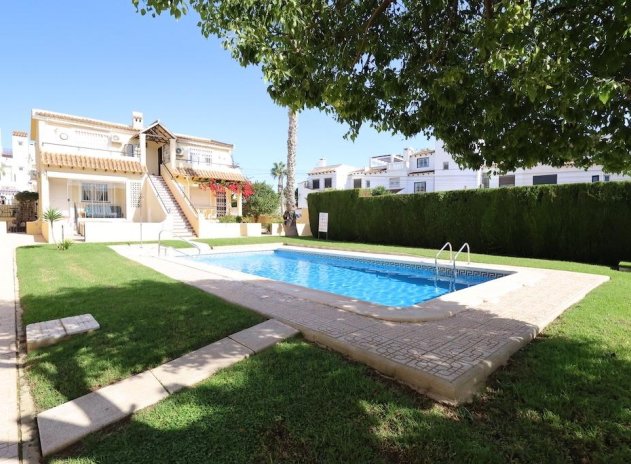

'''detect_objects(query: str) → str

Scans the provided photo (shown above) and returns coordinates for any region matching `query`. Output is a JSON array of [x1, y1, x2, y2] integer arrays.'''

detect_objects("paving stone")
[[151, 337, 253, 394], [37, 371, 169, 457], [60, 314, 100, 336], [0, 443, 19, 464], [230, 319, 298, 353], [26, 319, 67, 351]]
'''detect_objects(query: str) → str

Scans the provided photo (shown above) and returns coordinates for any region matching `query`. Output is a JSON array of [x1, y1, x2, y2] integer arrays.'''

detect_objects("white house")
[[0, 130, 36, 203], [297, 159, 358, 208], [298, 140, 630, 206], [30, 109, 268, 242]]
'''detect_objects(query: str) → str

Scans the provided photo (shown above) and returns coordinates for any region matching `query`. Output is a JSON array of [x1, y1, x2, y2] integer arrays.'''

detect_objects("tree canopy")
[[242, 181, 280, 219], [134, 1, 631, 173]]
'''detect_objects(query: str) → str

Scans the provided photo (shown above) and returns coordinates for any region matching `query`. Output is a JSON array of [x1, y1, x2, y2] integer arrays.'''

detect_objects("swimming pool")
[[185, 248, 504, 307]]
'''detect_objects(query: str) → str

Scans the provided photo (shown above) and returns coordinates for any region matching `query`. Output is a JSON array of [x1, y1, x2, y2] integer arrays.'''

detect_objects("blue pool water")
[[186, 249, 499, 307]]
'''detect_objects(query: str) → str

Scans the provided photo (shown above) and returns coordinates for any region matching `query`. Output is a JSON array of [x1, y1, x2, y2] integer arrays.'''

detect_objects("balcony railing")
[[41, 142, 140, 158]]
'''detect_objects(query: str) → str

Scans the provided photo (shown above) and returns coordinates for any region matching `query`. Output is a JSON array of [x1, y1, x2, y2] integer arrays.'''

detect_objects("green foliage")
[[308, 182, 631, 265], [42, 208, 62, 223], [242, 181, 280, 220], [370, 185, 390, 196], [218, 215, 238, 223], [134, 0, 631, 173], [56, 239, 73, 251], [14, 190, 38, 202]]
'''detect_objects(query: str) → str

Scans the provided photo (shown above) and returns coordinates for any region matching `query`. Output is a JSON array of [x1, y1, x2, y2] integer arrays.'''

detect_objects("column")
[[237, 189, 243, 216], [139, 133, 147, 168], [169, 139, 177, 166]]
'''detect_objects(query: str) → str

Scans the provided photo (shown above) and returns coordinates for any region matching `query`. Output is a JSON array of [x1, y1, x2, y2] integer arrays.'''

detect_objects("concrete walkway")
[[0, 233, 44, 464], [113, 244, 609, 405], [37, 319, 298, 457]]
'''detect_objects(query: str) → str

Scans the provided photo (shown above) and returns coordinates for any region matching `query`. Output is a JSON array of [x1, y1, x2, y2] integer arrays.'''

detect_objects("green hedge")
[[307, 182, 631, 265]]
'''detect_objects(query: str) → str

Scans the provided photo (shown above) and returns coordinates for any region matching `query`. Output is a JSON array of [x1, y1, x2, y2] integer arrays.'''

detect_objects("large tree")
[[134, 1, 631, 173]]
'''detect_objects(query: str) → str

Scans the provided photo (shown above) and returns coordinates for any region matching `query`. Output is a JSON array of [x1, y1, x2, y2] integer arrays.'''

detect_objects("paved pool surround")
[[112, 243, 609, 404]]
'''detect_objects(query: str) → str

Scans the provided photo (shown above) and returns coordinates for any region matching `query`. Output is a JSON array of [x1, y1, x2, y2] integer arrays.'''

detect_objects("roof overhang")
[[140, 121, 176, 144], [41, 152, 146, 174], [172, 167, 247, 183]]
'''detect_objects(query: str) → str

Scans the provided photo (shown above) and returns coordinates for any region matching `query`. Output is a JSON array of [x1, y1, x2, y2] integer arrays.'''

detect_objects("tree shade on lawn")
[[17, 244, 265, 411]]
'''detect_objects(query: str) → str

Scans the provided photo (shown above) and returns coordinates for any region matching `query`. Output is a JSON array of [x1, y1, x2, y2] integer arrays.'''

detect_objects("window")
[[499, 175, 515, 188], [604, 175, 611, 182], [414, 181, 426, 193], [389, 177, 400, 189], [443, 162, 449, 170], [365, 180, 370, 188], [353, 178, 362, 188], [81, 183, 109, 202], [324, 177, 332, 188], [312, 179, 320, 189], [592, 175, 600, 182], [532, 174, 557, 185], [416, 157, 429, 168]]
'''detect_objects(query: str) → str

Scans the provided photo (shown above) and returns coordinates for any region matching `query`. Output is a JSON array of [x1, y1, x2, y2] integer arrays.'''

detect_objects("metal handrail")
[[161, 163, 198, 214], [434, 242, 453, 280], [157, 229, 211, 256], [453, 243, 470, 265], [147, 174, 171, 214], [452, 243, 471, 277]]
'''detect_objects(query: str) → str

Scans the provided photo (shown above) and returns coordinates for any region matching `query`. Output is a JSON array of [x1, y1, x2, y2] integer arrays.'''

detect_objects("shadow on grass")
[[50, 334, 631, 464], [23, 279, 264, 411]]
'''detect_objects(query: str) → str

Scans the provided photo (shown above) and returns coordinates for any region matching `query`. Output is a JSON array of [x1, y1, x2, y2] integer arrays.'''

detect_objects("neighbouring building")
[[30, 109, 267, 243], [298, 140, 630, 207], [0, 129, 36, 203]]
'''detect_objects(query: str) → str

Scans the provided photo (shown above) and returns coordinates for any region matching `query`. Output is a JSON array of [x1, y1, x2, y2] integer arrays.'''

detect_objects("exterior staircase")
[[148, 175, 196, 238]]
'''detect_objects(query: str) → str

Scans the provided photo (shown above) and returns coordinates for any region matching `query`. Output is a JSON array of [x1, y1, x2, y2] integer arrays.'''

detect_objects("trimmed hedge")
[[307, 182, 631, 265]]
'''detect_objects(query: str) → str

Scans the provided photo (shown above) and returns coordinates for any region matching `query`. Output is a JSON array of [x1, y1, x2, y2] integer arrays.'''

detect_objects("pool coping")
[[163, 244, 527, 322]]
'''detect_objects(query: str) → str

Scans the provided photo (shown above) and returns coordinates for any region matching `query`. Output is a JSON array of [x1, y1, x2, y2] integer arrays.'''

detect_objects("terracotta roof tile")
[[33, 110, 136, 132], [308, 164, 342, 175], [173, 167, 247, 182], [12, 130, 28, 137], [41, 152, 145, 173]]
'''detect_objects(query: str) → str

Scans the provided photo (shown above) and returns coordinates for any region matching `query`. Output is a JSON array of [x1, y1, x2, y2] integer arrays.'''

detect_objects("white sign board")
[[318, 212, 329, 233]]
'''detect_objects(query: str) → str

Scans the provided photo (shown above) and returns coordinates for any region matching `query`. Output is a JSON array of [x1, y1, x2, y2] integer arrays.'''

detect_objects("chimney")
[[132, 111, 144, 130], [318, 158, 327, 167]]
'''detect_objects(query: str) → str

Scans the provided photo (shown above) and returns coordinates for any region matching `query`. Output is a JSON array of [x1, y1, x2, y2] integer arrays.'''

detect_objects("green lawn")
[[21, 238, 630, 463], [18, 244, 265, 411]]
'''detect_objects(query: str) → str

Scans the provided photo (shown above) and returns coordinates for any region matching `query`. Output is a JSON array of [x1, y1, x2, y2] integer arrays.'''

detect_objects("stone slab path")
[[37, 319, 298, 457], [26, 314, 99, 351], [112, 244, 609, 405], [0, 233, 44, 464]]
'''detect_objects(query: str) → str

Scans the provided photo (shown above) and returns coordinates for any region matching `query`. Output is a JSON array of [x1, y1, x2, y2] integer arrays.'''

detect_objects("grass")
[[18, 243, 265, 411], [20, 238, 630, 463]]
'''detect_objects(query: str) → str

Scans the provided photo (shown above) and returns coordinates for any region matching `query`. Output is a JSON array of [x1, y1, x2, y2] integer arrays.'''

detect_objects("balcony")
[[40, 142, 140, 159]]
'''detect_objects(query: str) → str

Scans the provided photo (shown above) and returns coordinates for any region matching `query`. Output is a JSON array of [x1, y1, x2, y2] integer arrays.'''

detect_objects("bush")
[[242, 182, 280, 221], [218, 215, 238, 223], [308, 182, 631, 265], [57, 239, 72, 251]]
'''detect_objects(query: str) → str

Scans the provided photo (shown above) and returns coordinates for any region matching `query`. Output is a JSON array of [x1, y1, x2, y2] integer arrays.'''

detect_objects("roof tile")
[[41, 152, 145, 174]]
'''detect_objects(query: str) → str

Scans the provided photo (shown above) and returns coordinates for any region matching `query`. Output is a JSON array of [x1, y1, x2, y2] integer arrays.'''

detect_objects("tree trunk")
[[285, 109, 297, 211]]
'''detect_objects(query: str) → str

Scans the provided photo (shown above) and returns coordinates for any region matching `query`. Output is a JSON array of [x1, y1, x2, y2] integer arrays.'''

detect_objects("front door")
[[157, 147, 163, 176]]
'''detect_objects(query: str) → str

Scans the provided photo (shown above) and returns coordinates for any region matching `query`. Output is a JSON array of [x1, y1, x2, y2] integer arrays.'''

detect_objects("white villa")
[[0, 130, 36, 202], [298, 141, 630, 207], [30, 109, 265, 243]]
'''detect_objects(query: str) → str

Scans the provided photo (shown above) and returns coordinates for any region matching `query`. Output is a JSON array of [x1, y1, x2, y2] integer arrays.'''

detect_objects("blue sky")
[[0, 1, 431, 183]]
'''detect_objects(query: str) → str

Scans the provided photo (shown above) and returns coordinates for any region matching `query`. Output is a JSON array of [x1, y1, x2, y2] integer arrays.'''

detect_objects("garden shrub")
[[307, 183, 631, 265]]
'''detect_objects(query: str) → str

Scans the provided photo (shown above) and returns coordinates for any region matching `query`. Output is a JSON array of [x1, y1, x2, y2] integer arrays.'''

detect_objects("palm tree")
[[270, 161, 287, 213], [284, 109, 298, 212], [42, 208, 63, 244]]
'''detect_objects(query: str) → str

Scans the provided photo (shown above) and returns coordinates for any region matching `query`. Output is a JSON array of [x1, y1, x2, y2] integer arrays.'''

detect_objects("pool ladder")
[[434, 242, 471, 283]]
